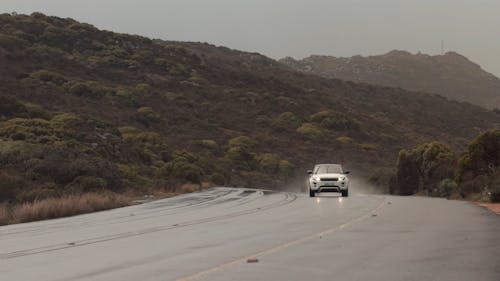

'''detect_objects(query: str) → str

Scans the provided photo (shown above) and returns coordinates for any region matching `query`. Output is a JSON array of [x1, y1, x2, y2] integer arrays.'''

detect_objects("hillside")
[[0, 13, 499, 205], [280, 50, 500, 109]]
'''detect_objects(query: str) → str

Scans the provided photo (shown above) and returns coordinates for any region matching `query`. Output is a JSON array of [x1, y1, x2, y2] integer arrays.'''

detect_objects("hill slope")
[[0, 13, 499, 203], [280, 50, 500, 109]]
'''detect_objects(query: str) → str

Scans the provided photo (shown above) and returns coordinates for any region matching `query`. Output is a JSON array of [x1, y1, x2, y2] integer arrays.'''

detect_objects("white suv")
[[307, 164, 350, 197]]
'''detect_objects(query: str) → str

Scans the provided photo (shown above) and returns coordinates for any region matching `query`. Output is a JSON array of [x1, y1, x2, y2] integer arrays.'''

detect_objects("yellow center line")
[[175, 196, 386, 281]]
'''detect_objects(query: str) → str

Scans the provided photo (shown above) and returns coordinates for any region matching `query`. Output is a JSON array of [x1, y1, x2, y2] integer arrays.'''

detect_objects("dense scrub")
[[391, 130, 500, 202], [0, 13, 498, 207]]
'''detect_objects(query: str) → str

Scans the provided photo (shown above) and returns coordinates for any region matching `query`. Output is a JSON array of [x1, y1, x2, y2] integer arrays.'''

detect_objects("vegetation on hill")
[[392, 130, 500, 202], [280, 50, 500, 109], [0, 13, 499, 219]]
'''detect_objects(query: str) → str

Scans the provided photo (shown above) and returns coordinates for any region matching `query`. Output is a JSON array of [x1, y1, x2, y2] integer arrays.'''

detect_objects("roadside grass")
[[0, 203, 9, 225], [0, 183, 214, 226], [1, 193, 131, 225]]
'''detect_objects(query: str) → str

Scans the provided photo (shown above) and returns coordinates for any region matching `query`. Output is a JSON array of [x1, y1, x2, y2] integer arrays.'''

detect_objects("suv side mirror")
[[307, 170, 313, 175], [344, 171, 351, 174]]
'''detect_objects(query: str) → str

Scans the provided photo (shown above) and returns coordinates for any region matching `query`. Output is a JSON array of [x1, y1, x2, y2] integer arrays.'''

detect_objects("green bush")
[[0, 118, 58, 142], [456, 130, 500, 183], [296, 123, 323, 139], [136, 107, 161, 126], [0, 96, 27, 118], [278, 160, 294, 179], [272, 112, 300, 131], [394, 141, 456, 195], [490, 176, 500, 203], [257, 153, 280, 174], [224, 146, 256, 171], [336, 136, 353, 144], [228, 136, 256, 150], [0, 172, 26, 202], [159, 153, 204, 184], [0, 34, 28, 51], [197, 139, 218, 151], [113, 89, 139, 107], [30, 70, 67, 85], [436, 178, 458, 197], [311, 110, 360, 130], [24, 103, 52, 119], [66, 176, 107, 193], [26, 44, 68, 61], [209, 173, 226, 186], [29, 146, 123, 190], [68, 81, 114, 99], [255, 115, 272, 127]]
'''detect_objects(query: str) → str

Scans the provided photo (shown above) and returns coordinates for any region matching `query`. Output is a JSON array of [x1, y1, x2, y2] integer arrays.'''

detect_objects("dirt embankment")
[[476, 202, 500, 215]]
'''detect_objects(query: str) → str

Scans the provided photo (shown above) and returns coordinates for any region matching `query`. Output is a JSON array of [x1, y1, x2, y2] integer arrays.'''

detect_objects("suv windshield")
[[314, 164, 343, 174]]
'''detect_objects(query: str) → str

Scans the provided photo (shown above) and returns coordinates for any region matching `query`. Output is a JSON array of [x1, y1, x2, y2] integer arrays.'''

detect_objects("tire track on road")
[[0, 191, 297, 259]]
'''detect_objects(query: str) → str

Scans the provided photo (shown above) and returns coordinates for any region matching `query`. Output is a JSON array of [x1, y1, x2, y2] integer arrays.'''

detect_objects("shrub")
[[311, 110, 360, 130], [490, 176, 500, 203], [255, 115, 272, 127], [436, 178, 458, 197], [30, 70, 67, 85], [278, 160, 294, 179], [0, 34, 28, 51], [26, 44, 67, 61], [296, 123, 323, 139], [257, 153, 280, 174], [136, 107, 161, 126], [393, 141, 456, 195], [228, 136, 256, 150], [30, 146, 123, 190], [113, 88, 139, 107], [66, 176, 107, 193], [0, 172, 26, 202], [24, 103, 51, 119], [224, 146, 256, 171], [0, 117, 57, 143], [456, 130, 500, 183], [68, 81, 114, 99], [359, 143, 377, 151], [197, 139, 218, 151], [164, 162, 203, 184], [210, 173, 226, 186], [336, 136, 353, 144], [272, 112, 301, 131], [0, 96, 27, 118], [158, 152, 205, 184]]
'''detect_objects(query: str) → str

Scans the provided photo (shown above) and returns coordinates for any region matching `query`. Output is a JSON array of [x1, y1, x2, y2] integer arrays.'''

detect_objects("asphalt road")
[[1, 187, 499, 281]]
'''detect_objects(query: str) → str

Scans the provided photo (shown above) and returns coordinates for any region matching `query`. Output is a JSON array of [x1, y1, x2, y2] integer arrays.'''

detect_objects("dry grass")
[[1, 193, 131, 225], [0, 203, 10, 226], [179, 182, 213, 193]]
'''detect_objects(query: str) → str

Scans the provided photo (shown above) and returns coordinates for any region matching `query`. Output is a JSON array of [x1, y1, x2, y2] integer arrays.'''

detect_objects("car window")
[[314, 165, 343, 174]]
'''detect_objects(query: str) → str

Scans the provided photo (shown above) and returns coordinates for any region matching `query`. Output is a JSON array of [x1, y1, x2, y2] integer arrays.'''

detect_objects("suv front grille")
[[320, 178, 338, 181]]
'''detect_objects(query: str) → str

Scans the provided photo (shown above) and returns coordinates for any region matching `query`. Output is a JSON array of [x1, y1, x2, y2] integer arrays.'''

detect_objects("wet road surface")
[[1, 188, 499, 281]]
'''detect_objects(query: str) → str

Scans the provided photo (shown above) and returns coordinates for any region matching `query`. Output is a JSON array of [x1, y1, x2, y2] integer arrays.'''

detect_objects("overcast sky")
[[2, 0, 500, 76]]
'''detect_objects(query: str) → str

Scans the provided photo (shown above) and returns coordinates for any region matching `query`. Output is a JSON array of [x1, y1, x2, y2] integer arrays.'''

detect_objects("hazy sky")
[[2, 0, 500, 76]]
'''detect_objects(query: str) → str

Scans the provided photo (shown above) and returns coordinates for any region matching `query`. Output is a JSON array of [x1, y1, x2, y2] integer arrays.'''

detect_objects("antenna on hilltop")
[[441, 40, 445, 55]]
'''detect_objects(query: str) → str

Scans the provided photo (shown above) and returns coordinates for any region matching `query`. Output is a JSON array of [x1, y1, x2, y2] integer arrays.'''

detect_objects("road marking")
[[175, 196, 386, 281]]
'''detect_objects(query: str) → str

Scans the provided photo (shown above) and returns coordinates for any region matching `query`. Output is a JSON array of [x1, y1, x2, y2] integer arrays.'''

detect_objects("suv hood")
[[314, 173, 346, 179]]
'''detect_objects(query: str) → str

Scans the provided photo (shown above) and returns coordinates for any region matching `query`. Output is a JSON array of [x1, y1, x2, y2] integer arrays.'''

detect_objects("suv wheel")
[[341, 190, 349, 197], [309, 189, 316, 197]]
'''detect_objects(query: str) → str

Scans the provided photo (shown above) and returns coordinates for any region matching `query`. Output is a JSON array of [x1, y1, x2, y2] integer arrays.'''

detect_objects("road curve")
[[1, 187, 499, 281]]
